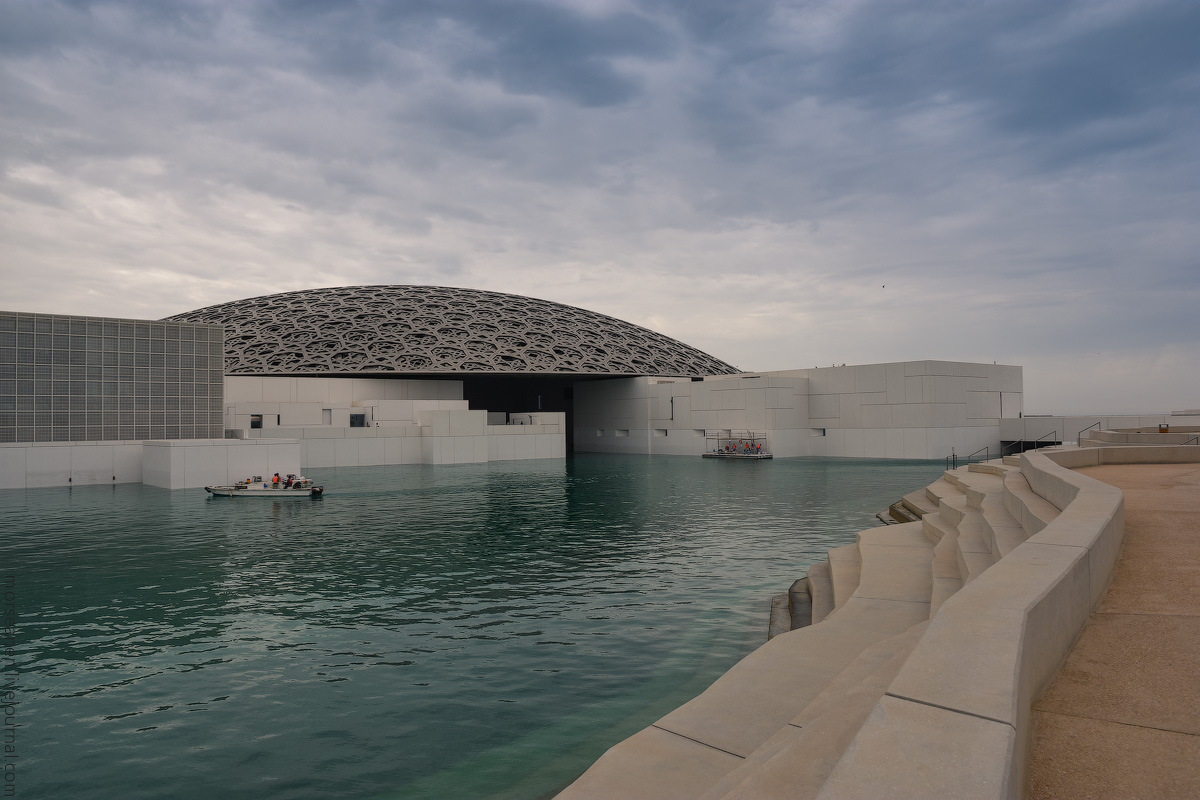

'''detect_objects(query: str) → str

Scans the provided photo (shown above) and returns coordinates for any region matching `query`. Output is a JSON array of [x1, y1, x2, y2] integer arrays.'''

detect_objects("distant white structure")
[[224, 376, 565, 468], [1, 291, 1045, 489], [574, 361, 1024, 461]]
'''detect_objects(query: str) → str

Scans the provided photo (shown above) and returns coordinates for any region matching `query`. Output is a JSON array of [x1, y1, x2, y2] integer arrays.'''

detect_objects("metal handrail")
[[1033, 430, 1058, 449], [1077, 421, 1101, 443], [1002, 430, 1059, 458], [966, 445, 990, 464], [1185, 436, 1199, 445]]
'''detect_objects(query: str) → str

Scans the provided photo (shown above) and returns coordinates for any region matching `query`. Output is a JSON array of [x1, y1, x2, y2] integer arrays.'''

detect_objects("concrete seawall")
[[556, 444, 1200, 799]]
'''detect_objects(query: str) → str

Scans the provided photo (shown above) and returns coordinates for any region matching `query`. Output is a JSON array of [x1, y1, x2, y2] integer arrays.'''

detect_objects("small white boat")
[[205, 474, 324, 498]]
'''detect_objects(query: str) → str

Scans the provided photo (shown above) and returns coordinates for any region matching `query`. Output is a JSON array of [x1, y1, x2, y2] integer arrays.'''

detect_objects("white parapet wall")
[[0, 438, 301, 491], [224, 376, 566, 466], [1002, 413, 1200, 445], [142, 439, 302, 490], [0, 441, 145, 489], [574, 361, 1022, 460], [244, 411, 566, 467], [223, 375, 466, 431]]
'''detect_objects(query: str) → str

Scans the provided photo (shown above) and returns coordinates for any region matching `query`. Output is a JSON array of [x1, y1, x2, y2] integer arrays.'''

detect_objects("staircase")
[[556, 456, 1068, 800]]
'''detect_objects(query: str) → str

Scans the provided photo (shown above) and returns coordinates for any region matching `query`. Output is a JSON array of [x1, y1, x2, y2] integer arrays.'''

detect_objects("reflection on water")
[[4, 454, 940, 799]]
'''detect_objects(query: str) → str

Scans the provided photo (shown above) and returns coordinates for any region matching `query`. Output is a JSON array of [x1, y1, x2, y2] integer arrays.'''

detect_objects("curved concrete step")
[[555, 595, 939, 800], [702, 622, 930, 800], [930, 524, 963, 618], [1003, 470, 1061, 536], [924, 478, 963, 507], [938, 494, 969, 528], [954, 470, 1004, 510], [887, 501, 919, 523], [951, 467, 1030, 559], [826, 543, 862, 613], [900, 489, 936, 519], [980, 493, 1027, 558], [967, 460, 1015, 477], [768, 593, 791, 640], [788, 578, 813, 631], [808, 561, 835, 625], [921, 510, 956, 544], [852, 522, 932, 610], [953, 506, 995, 584]]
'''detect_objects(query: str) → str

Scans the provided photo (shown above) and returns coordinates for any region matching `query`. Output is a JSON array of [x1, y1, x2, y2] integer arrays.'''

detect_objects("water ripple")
[[4, 454, 940, 800]]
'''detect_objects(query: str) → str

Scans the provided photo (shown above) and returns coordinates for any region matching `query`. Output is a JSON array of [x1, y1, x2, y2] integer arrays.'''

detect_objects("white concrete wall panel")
[[333, 439, 359, 467], [70, 444, 113, 485], [830, 368, 855, 394], [306, 438, 336, 467], [0, 447, 28, 490], [295, 378, 330, 403], [1001, 392, 1023, 419], [260, 377, 293, 403], [861, 404, 892, 429], [115, 444, 145, 484], [716, 410, 748, 430], [514, 435, 536, 460], [863, 428, 886, 458], [904, 376, 924, 404], [494, 434, 516, 461], [280, 403, 325, 426], [885, 363, 906, 404], [903, 428, 929, 459], [358, 437, 386, 467], [810, 394, 839, 419], [26, 445, 72, 488], [839, 394, 863, 428], [854, 364, 887, 393]]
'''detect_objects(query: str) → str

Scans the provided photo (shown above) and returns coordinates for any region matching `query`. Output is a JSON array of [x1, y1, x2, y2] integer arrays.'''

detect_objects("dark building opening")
[[460, 375, 609, 454]]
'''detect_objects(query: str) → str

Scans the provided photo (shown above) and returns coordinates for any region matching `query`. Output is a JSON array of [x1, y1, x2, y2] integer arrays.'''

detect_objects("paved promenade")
[[1029, 463, 1200, 798]]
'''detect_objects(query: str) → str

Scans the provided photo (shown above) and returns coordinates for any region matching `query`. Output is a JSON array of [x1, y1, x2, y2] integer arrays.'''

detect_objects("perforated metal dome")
[[165, 286, 738, 377]]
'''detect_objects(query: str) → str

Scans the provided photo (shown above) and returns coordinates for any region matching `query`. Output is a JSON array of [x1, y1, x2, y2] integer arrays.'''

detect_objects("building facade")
[[574, 360, 1023, 460], [0, 311, 224, 444], [2, 287, 1031, 488]]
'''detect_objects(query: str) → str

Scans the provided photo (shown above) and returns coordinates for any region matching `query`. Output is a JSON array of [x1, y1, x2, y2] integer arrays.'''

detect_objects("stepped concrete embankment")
[[555, 443, 1200, 800]]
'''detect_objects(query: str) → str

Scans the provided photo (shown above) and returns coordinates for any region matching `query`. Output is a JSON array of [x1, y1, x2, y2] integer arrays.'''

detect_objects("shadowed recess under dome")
[[165, 285, 739, 377]]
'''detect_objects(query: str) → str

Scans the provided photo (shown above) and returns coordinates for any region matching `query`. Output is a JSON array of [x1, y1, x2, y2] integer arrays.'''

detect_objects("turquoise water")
[[4, 454, 941, 799]]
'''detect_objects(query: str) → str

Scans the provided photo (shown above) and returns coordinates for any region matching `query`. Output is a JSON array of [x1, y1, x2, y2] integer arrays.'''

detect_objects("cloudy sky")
[[2, 0, 1197, 414]]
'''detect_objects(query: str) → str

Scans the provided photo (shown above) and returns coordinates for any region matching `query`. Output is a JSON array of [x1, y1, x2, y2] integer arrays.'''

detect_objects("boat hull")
[[205, 485, 324, 498], [701, 453, 773, 459]]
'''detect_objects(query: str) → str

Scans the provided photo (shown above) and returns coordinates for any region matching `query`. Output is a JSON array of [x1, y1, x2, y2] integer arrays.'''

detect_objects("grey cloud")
[[448, 2, 675, 107], [0, 0, 1197, 412], [663, 1, 1200, 176], [252, 1, 675, 106]]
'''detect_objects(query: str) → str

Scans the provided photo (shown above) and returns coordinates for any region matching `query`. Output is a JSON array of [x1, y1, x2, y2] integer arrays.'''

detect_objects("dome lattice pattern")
[[165, 286, 738, 377]]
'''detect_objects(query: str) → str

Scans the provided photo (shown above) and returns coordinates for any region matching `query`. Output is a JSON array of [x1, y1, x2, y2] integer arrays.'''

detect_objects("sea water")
[[4, 454, 941, 799]]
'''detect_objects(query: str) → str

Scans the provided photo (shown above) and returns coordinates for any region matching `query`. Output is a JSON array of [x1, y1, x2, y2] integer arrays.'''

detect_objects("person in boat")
[[272, 473, 280, 488]]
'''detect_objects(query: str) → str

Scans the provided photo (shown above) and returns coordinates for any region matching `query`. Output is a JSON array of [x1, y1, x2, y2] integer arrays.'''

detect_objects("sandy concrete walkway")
[[1029, 463, 1200, 799]]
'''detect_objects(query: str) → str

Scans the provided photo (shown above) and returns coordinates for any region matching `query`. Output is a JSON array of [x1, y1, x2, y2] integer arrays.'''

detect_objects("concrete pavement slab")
[[1029, 712, 1200, 799]]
